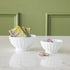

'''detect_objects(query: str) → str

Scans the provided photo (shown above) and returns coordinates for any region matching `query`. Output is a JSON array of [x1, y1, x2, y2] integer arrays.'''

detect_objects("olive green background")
[[0, 0, 70, 36], [47, 14, 70, 36]]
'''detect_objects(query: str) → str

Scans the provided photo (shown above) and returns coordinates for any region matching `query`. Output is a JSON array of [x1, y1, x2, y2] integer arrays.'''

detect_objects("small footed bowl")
[[40, 39, 63, 54], [9, 35, 36, 51]]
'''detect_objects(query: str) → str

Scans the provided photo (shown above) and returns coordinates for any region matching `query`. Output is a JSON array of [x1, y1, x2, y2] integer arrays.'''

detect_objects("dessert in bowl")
[[9, 26, 36, 51], [40, 39, 63, 54], [9, 34, 36, 51]]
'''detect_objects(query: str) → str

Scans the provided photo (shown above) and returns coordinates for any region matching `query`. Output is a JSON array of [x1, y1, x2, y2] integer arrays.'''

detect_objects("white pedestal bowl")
[[9, 35, 36, 51]]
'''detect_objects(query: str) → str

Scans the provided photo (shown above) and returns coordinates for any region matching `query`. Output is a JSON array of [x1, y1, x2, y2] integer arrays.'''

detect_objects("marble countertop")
[[0, 36, 70, 70]]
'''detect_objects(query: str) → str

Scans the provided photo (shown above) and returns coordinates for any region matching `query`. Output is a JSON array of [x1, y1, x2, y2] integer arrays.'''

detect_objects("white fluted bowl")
[[40, 39, 63, 54], [9, 35, 36, 51]]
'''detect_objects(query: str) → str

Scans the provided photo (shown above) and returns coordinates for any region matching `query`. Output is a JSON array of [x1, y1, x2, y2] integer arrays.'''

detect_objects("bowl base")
[[45, 50, 57, 54], [16, 48, 30, 52]]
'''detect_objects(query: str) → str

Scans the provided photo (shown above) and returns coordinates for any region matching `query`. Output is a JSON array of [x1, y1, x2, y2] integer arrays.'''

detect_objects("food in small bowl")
[[40, 39, 63, 54], [9, 34, 36, 51]]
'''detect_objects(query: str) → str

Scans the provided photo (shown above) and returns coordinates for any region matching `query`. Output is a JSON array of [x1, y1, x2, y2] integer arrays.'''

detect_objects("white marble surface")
[[0, 36, 70, 70]]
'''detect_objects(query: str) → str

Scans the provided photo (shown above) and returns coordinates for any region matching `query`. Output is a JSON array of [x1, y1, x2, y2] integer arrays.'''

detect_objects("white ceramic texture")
[[9, 35, 36, 51], [40, 39, 63, 54]]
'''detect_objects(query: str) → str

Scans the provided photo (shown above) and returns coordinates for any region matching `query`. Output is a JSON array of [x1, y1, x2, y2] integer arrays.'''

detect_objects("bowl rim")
[[40, 39, 63, 43], [9, 34, 36, 38]]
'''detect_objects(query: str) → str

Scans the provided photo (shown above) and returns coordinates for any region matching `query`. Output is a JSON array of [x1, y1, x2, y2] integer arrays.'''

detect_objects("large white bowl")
[[9, 35, 36, 51], [40, 39, 63, 54]]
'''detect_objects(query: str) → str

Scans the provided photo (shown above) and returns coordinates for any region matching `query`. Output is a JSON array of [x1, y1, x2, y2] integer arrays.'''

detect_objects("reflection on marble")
[[40, 54, 64, 68], [0, 36, 70, 70], [9, 51, 70, 70], [9, 52, 40, 69]]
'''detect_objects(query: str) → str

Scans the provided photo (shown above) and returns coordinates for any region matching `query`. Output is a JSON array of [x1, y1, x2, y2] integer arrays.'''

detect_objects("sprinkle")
[[39, 52, 49, 56]]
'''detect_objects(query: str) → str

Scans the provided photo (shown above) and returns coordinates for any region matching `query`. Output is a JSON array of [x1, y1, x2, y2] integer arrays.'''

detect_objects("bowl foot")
[[45, 50, 57, 54], [16, 48, 30, 52]]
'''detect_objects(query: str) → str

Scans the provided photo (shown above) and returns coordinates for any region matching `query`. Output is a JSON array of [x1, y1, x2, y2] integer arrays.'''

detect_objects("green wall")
[[0, 0, 70, 35], [47, 14, 70, 36]]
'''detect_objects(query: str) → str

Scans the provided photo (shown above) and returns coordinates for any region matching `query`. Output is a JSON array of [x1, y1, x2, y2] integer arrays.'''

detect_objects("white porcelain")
[[9, 34, 36, 51], [40, 39, 63, 54]]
